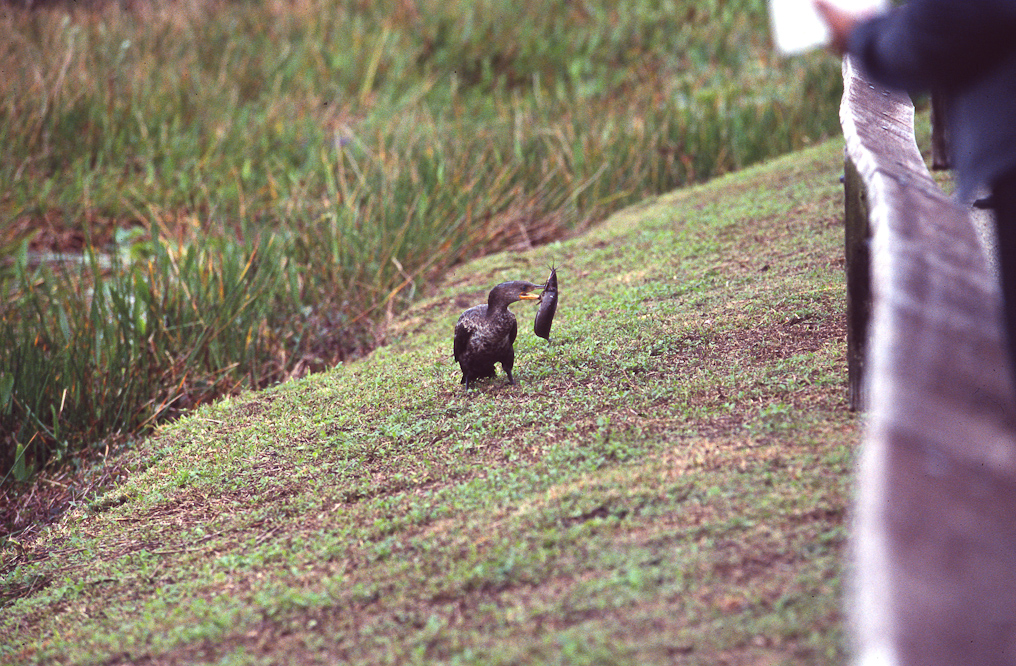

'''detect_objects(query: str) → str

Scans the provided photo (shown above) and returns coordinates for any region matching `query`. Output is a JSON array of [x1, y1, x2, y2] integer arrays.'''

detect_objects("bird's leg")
[[503, 349, 515, 385]]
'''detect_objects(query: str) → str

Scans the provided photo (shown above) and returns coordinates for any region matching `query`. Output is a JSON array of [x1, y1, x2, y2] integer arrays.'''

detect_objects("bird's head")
[[488, 280, 542, 309]]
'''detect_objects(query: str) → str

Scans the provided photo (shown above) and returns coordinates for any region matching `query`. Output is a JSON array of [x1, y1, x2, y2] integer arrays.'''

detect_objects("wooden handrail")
[[841, 56, 1016, 665]]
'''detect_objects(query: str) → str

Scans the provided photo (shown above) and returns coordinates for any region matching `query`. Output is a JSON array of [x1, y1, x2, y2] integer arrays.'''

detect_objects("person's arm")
[[817, 0, 1016, 91]]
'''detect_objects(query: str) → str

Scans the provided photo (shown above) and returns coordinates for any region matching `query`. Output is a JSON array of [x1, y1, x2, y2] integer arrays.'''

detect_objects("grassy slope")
[[1, 137, 856, 665]]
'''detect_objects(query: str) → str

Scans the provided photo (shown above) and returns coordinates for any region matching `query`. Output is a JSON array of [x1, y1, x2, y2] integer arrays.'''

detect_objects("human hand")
[[813, 0, 862, 55]]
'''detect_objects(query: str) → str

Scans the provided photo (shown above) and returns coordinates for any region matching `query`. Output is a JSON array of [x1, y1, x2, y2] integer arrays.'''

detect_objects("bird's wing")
[[508, 314, 518, 347], [454, 320, 472, 361]]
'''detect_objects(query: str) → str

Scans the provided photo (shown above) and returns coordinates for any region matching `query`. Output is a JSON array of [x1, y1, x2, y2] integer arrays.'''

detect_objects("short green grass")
[[1, 137, 856, 665]]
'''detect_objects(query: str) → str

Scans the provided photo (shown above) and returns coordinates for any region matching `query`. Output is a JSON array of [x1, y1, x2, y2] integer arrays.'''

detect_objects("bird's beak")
[[519, 292, 540, 301]]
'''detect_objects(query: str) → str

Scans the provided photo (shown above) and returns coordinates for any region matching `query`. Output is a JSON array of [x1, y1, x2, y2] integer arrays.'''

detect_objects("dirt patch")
[[664, 310, 846, 369], [6, 213, 142, 255], [0, 447, 134, 545]]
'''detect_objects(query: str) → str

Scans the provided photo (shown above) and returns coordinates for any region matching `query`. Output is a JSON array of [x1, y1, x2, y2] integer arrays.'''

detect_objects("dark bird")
[[454, 280, 541, 388]]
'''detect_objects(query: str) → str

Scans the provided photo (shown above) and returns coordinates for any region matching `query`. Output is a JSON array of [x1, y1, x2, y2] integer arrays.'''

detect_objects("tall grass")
[[0, 0, 844, 482], [1, 228, 293, 476]]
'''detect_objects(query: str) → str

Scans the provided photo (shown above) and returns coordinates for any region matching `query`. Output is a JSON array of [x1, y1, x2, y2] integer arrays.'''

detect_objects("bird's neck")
[[486, 293, 506, 314]]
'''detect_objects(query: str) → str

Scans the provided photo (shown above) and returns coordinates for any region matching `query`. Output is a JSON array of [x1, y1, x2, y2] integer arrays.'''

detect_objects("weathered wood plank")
[[841, 56, 1016, 666]]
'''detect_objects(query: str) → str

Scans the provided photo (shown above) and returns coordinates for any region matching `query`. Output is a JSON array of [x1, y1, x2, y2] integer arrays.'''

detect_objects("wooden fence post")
[[843, 155, 870, 411], [930, 91, 950, 171]]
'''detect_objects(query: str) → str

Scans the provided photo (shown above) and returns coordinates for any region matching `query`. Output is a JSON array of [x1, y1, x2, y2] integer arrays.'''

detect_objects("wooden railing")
[[841, 56, 1016, 665]]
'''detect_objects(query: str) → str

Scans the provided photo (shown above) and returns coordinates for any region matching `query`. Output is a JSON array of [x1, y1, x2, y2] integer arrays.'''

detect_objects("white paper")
[[769, 0, 887, 56]]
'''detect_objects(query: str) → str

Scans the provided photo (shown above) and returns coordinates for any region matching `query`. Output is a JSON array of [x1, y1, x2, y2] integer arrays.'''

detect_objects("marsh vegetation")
[[0, 0, 842, 485]]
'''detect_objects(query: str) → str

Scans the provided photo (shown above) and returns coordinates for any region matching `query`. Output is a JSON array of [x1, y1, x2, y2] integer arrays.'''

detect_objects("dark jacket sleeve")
[[848, 0, 1016, 92]]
